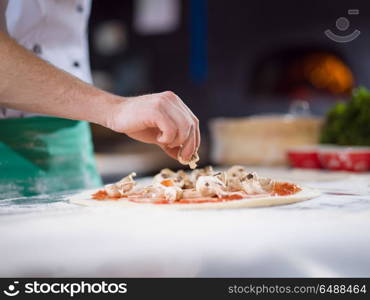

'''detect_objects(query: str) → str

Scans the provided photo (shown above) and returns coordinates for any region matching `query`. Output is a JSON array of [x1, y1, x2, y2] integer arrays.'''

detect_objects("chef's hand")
[[0, 32, 200, 159], [106, 91, 200, 161]]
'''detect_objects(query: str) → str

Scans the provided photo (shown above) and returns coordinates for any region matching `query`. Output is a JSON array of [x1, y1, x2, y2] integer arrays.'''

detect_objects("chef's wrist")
[[94, 93, 127, 130]]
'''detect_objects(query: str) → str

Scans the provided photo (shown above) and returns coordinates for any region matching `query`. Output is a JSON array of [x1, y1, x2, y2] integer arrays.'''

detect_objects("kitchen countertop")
[[1, 168, 370, 277]]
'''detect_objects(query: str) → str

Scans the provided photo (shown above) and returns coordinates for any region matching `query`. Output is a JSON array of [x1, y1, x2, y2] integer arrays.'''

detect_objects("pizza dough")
[[69, 165, 321, 210], [68, 186, 321, 210]]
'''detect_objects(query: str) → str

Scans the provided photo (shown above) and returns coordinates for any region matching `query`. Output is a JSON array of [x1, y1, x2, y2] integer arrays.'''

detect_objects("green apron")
[[0, 116, 102, 199]]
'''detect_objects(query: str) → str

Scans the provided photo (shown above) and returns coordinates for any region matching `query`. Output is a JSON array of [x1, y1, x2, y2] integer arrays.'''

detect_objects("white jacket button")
[[76, 4, 83, 13], [32, 44, 42, 55]]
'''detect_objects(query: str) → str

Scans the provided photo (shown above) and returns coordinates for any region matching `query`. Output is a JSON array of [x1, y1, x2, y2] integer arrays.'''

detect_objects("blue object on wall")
[[189, 0, 208, 84]]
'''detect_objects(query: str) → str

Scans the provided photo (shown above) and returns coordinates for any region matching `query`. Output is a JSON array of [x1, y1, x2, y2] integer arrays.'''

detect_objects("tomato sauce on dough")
[[92, 182, 301, 204], [272, 182, 301, 196]]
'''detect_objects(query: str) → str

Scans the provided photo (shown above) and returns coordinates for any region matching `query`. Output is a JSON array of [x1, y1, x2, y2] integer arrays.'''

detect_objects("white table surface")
[[1, 168, 370, 277]]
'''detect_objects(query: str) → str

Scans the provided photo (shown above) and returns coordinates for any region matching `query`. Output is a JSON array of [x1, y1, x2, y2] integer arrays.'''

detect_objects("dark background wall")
[[89, 0, 370, 134]]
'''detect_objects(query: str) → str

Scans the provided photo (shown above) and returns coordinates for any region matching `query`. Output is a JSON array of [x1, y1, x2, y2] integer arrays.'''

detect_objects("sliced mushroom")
[[241, 181, 266, 194], [195, 175, 227, 198], [226, 177, 243, 192], [115, 172, 137, 193], [163, 186, 183, 202], [104, 172, 137, 197], [178, 150, 199, 170], [190, 165, 214, 185], [153, 168, 176, 183], [176, 170, 193, 189], [214, 171, 228, 185], [258, 177, 275, 192], [105, 184, 121, 197], [226, 165, 247, 179]]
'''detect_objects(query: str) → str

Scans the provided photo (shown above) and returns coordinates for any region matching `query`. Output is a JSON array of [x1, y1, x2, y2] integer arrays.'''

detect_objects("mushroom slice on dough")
[[223, 165, 247, 191], [195, 175, 228, 198], [214, 171, 227, 185], [240, 172, 268, 194], [155, 179, 183, 202], [226, 165, 247, 179], [175, 170, 193, 189], [226, 177, 243, 192], [190, 165, 214, 185], [257, 176, 275, 192], [153, 168, 177, 183], [116, 172, 137, 193], [105, 184, 122, 198], [163, 186, 183, 202], [105, 172, 137, 197]]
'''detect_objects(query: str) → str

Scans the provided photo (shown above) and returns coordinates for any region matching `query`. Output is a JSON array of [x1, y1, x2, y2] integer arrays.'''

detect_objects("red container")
[[287, 146, 322, 169], [318, 146, 370, 172]]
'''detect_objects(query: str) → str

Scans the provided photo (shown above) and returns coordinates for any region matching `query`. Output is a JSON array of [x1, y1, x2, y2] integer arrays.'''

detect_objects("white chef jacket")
[[0, 0, 92, 119]]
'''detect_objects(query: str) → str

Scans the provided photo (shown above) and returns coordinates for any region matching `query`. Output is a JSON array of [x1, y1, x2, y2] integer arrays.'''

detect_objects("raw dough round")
[[68, 186, 321, 210]]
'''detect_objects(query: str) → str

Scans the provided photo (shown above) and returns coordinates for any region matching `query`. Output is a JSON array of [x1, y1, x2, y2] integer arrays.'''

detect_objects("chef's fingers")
[[154, 91, 196, 154], [179, 125, 197, 162], [155, 113, 178, 145], [164, 101, 193, 149], [172, 93, 201, 152], [194, 118, 201, 152], [174, 110, 199, 158], [159, 145, 180, 160]]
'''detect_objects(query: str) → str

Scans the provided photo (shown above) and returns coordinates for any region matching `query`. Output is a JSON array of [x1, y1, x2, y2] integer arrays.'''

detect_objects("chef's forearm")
[[0, 31, 118, 126]]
